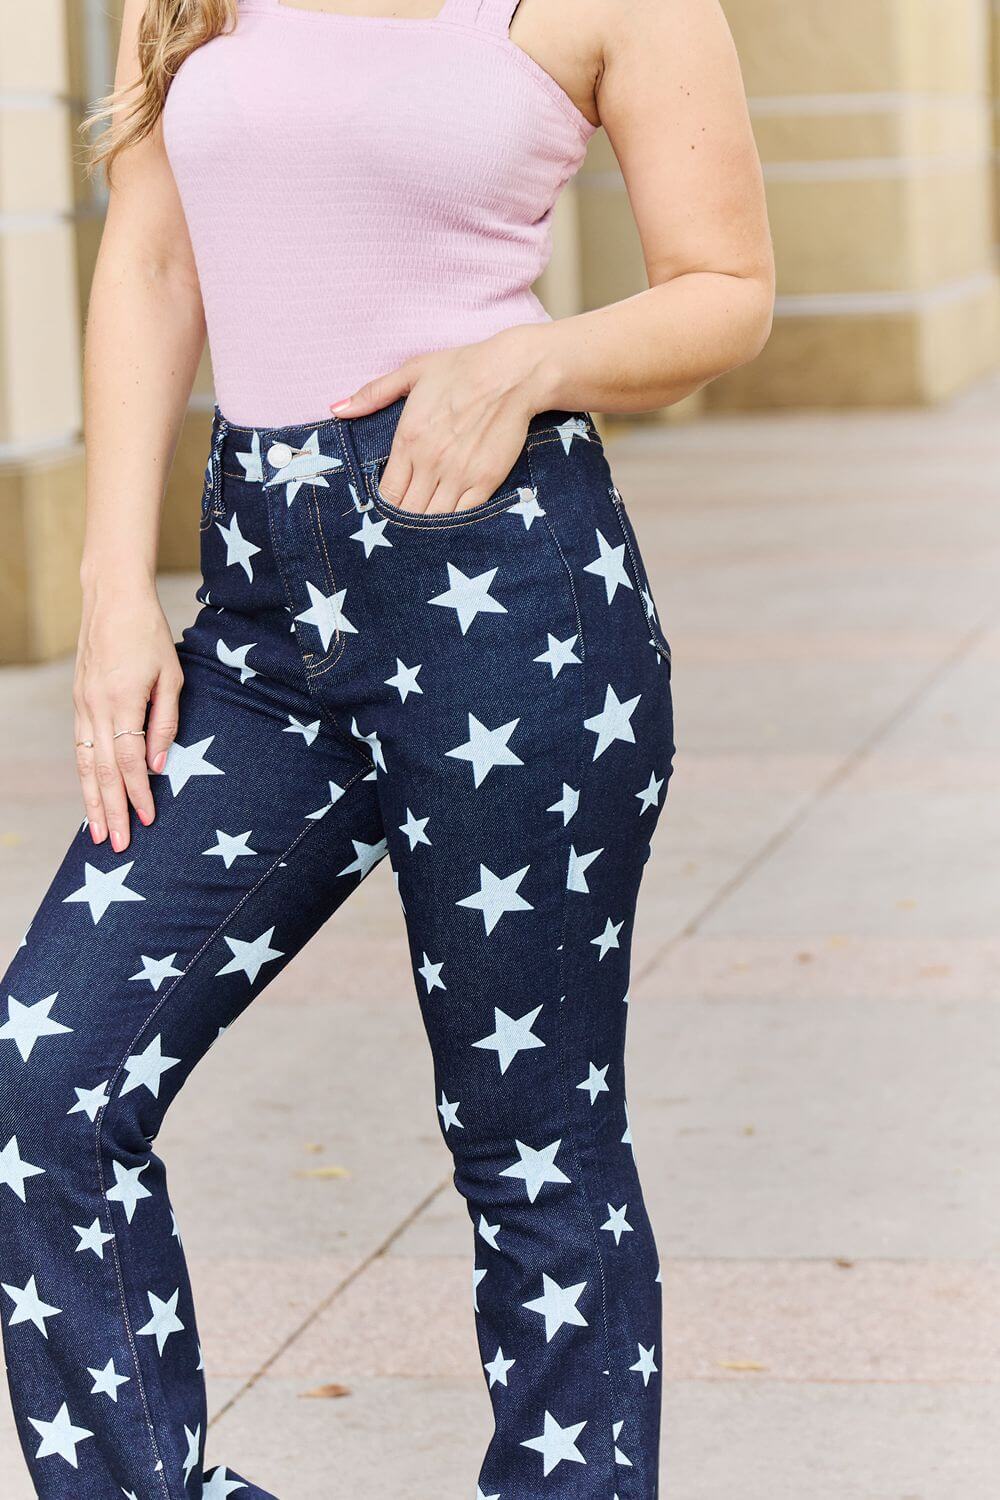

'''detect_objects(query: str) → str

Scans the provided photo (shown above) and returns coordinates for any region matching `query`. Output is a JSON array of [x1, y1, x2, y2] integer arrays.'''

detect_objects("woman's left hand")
[[329, 326, 554, 514]]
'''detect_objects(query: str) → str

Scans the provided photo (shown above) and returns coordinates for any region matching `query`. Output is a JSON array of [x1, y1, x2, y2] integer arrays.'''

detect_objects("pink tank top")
[[163, 0, 596, 427]]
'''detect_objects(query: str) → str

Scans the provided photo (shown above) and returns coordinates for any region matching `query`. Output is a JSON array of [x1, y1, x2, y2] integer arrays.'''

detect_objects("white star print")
[[477, 1490, 500, 1500], [583, 526, 634, 603], [63, 860, 145, 924], [521, 1410, 588, 1474], [478, 1214, 500, 1250], [602, 1204, 633, 1244], [446, 714, 523, 787], [523, 1273, 589, 1342], [438, 1092, 463, 1131], [183, 1423, 201, 1484], [351, 510, 393, 556], [484, 1346, 516, 1387], [417, 952, 446, 993], [295, 581, 357, 651], [216, 638, 256, 683], [385, 658, 423, 701], [338, 837, 388, 879], [457, 864, 533, 935], [216, 927, 284, 983], [473, 1005, 545, 1074], [630, 1342, 658, 1385], [216, 513, 261, 581], [74, 1218, 115, 1258], [556, 415, 592, 454], [429, 563, 507, 634], [88, 1358, 130, 1402], [106, 1160, 151, 1223], [399, 808, 431, 850], [472, 1264, 487, 1312], [68, 1080, 110, 1121], [203, 829, 257, 868], [120, 1034, 181, 1099], [0, 992, 72, 1060], [137, 1288, 185, 1354], [351, 718, 385, 770], [636, 771, 665, 813], [577, 1062, 610, 1103], [507, 486, 546, 528], [157, 737, 225, 796], [235, 430, 263, 483], [203, 1468, 247, 1499], [567, 845, 603, 893], [622, 1101, 633, 1148], [128, 954, 183, 992], [500, 1138, 570, 1202], [306, 780, 348, 820], [3, 1275, 61, 1336], [28, 1403, 94, 1468], [584, 684, 642, 760], [284, 714, 320, 745], [547, 783, 579, 825], [614, 1418, 632, 1466], [268, 433, 343, 504], [534, 633, 581, 678], [0, 1136, 45, 1200], [591, 917, 624, 960]]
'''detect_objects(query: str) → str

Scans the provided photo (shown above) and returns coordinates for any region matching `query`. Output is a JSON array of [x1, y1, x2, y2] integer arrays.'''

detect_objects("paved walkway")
[[2, 382, 999, 1497]]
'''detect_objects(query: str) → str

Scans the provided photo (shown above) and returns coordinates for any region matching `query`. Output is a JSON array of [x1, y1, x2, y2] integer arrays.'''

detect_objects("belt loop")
[[212, 407, 230, 512], [331, 410, 365, 495]]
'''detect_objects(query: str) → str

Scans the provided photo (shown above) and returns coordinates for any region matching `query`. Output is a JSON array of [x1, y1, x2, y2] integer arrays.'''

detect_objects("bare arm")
[[76, 0, 205, 851], [537, 0, 775, 413], [342, 0, 774, 511]]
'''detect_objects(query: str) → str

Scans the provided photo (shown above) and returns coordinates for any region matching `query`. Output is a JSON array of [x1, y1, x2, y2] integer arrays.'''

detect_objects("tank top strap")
[[437, 0, 521, 36]]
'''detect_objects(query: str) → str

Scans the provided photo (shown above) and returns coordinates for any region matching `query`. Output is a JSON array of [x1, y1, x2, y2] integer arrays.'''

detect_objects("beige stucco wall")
[[0, 0, 998, 660]]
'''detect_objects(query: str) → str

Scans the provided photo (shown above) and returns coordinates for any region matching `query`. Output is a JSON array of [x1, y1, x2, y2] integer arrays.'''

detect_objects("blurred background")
[[1, 3, 999, 1497], [1, 0, 998, 656]]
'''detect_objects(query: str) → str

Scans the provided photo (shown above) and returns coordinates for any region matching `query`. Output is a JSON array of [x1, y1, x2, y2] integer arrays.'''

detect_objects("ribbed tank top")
[[162, 0, 597, 427]]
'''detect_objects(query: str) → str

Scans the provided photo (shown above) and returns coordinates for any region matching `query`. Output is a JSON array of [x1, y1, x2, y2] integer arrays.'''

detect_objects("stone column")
[[711, 0, 1000, 406], [574, 0, 1000, 410], [0, 0, 85, 663]]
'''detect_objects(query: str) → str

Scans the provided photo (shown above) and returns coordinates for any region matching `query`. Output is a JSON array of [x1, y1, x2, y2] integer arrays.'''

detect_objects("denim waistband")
[[214, 398, 601, 480]]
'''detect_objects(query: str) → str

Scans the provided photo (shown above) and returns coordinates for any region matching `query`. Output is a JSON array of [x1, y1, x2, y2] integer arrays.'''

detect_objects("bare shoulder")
[[510, 0, 740, 128], [594, 0, 748, 127]]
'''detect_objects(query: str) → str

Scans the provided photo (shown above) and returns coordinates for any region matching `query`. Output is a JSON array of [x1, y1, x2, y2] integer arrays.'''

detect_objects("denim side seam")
[[89, 764, 373, 1500], [607, 487, 672, 665], [549, 602, 632, 1497], [528, 448, 631, 1493]]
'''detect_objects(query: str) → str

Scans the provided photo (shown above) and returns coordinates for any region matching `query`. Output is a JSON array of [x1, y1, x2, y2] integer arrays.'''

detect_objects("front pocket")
[[362, 459, 521, 529], [608, 485, 672, 663]]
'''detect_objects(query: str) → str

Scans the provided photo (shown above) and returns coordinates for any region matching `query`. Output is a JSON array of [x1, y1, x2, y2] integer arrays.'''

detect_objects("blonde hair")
[[86, 0, 238, 178]]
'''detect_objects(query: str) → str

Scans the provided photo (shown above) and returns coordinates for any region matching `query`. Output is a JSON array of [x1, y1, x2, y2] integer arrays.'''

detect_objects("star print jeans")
[[0, 399, 674, 1500]]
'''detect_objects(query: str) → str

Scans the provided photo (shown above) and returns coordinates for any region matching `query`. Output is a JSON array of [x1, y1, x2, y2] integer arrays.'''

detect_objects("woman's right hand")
[[73, 584, 184, 851]]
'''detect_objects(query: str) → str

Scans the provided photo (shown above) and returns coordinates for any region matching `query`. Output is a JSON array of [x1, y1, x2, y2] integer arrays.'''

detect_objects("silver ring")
[[113, 728, 146, 740], [75, 739, 95, 749]]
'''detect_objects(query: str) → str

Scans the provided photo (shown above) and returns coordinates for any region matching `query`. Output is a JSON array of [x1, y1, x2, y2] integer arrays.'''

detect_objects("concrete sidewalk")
[[2, 382, 999, 1497]]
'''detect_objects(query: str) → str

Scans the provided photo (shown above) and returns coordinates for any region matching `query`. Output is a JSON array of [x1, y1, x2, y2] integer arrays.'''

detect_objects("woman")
[[0, 0, 772, 1495]]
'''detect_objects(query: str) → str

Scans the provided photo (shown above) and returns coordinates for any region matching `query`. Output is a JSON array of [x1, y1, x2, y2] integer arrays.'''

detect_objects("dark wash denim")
[[0, 398, 674, 1500]]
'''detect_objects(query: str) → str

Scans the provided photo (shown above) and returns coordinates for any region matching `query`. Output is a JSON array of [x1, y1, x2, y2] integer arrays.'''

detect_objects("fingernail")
[[153, 750, 167, 774], [110, 830, 126, 853], [89, 822, 103, 844], [329, 398, 352, 414], [138, 808, 154, 827]]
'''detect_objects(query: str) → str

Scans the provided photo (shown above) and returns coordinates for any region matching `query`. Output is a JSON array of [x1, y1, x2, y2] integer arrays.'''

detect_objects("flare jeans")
[[0, 399, 674, 1499]]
